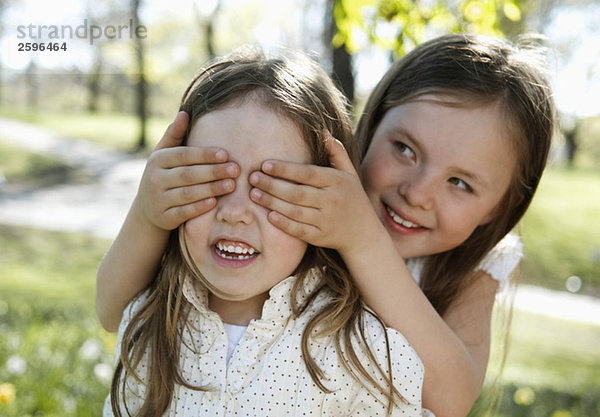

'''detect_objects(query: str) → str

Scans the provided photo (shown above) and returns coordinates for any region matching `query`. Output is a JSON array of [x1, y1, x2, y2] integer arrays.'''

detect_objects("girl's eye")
[[393, 141, 416, 161], [448, 177, 472, 192]]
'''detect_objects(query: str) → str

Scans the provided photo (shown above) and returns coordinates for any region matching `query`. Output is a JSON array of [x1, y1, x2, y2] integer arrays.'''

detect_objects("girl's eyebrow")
[[451, 167, 486, 187], [389, 126, 419, 145]]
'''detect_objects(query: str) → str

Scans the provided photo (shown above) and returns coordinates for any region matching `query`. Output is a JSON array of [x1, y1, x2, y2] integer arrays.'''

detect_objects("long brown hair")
[[111, 47, 403, 416], [355, 33, 555, 316]]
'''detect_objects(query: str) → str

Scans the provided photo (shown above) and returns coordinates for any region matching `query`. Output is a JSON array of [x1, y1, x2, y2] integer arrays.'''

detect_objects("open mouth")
[[214, 240, 260, 260], [385, 204, 424, 229]]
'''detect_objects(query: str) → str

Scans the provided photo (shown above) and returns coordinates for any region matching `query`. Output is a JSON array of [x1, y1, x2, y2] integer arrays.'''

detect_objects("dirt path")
[[0, 116, 145, 238]]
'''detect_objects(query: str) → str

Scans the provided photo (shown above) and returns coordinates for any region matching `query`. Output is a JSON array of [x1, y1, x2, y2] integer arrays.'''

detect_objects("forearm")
[[95, 198, 170, 332], [341, 229, 483, 417]]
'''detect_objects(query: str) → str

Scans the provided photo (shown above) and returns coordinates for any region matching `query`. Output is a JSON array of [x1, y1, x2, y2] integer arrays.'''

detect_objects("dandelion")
[[513, 386, 535, 406], [63, 396, 77, 412], [94, 363, 113, 384], [0, 383, 16, 405], [5, 355, 26, 376], [79, 338, 103, 361]]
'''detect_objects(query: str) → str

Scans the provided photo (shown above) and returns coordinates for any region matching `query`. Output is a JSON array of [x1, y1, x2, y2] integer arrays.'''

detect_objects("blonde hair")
[[111, 47, 404, 416]]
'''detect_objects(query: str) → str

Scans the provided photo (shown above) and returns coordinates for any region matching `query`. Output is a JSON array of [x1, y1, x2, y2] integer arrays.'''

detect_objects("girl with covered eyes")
[[98, 34, 555, 417], [102, 48, 431, 416]]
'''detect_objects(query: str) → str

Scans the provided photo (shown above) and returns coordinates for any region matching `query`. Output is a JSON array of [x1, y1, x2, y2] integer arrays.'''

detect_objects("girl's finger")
[[260, 160, 333, 188], [163, 198, 218, 227], [163, 162, 239, 188], [267, 211, 321, 243], [153, 146, 232, 168], [154, 111, 189, 150], [165, 179, 235, 206], [249, 171, 322, 207], [323, 130, 357, 174], [250, 187, 320, 225]]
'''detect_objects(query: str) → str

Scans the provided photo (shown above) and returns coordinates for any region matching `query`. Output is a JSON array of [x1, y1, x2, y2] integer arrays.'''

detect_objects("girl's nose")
[[215, 179, 254, 225], [397, 170, 436, 211]]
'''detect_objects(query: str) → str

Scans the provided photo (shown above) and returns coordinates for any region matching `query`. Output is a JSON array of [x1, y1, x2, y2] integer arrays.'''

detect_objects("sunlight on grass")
[[521, 168, 600, 294], [504, 310, 600, 393]]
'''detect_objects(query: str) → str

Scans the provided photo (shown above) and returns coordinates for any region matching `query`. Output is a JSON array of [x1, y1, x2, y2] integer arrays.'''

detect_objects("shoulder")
[[476, 232, 523, 292]]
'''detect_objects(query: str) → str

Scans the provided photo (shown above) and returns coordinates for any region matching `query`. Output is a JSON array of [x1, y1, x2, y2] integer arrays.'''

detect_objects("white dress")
[[104, 270, 434, 417], [406, 233, 523, 293]]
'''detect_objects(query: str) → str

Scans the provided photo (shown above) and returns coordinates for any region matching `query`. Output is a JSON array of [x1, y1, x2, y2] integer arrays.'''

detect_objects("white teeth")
[[386, 206, 421, 228], [215, 241, 258, 259]]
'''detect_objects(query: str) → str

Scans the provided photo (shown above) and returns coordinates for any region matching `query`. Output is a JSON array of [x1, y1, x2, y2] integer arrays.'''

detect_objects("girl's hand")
[[136, 111, 240, 230], [249, 132, 381, 257]]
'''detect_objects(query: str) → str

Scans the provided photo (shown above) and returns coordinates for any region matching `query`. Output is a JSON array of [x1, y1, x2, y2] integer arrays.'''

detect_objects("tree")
[[193, 0, 222, 60], [132, 0, 147, 151], [328, 0, 526, 104], [332, 0, 524, 59], [327, 0, 355, 103]]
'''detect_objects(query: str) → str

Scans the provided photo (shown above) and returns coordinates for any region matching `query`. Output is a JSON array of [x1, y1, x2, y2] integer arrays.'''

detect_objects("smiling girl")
[[102, 48, 430, 417]]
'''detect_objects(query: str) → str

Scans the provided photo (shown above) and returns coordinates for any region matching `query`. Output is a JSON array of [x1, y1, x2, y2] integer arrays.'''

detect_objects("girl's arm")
[[96, 112, 240, 332], [249, 136, 494, 417]]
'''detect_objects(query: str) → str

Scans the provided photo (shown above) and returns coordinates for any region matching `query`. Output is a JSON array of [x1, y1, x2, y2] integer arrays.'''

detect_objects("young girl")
[[103, 48, 430, 416], [248, 33, 554, 416], [97, 34, 554, 417]]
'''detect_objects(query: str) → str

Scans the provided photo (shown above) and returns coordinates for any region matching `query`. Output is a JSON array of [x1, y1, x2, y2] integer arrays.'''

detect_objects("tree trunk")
[[326, 0, 355, 104], [133, 0, 147, 151], [87, 56, 102, 113]]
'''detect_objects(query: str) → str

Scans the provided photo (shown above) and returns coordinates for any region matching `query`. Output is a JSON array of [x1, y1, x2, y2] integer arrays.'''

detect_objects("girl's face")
[[184, 98, 310, 324], [360, 94, 517, 259]]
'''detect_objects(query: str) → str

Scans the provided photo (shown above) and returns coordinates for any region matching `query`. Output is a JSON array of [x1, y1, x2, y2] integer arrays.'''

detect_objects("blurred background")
[[0, 0, 598, 416]]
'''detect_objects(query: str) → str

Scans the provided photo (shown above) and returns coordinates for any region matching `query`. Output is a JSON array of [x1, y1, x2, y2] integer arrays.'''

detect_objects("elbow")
[[95, 291, 120, 333], [422, 366, 484, 417]]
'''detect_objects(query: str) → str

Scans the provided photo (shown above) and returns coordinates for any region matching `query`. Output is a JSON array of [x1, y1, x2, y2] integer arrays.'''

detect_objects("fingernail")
[[224, 179, 235, 191], [263, 162, 273, 172], [216, 150, 227, 161], [250, 188, 262, 199], [249, 172, 259, 184], [226, 163, 237, 175]]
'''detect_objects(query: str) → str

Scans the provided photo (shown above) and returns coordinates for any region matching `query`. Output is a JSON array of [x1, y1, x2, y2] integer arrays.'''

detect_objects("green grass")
[[472, 309, 600, 417], [520, 167, 600, 295], [503, 310, 600, 393], [0, 225, 114, 415], [0, 107, 171, 151]]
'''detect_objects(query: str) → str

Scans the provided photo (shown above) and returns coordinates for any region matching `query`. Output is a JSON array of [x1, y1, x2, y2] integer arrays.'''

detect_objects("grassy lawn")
[[0, 107, 171, 152], [520, 167, 600, 295], [487, 310, 600, 416], [0, 226, 114, 416]]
